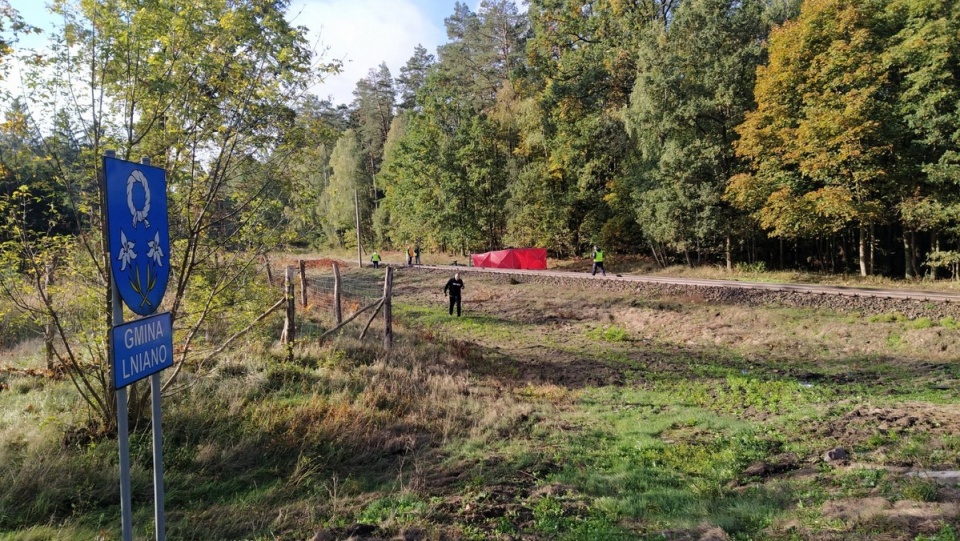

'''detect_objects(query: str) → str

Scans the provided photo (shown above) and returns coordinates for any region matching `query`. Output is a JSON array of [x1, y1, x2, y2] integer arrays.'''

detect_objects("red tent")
[[471, 248, 547, 270]]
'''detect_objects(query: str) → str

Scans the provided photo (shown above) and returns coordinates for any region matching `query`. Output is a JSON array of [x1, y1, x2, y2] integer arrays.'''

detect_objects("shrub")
[[868, 313, 908, 323], [735, 261, 767, 273], [586, 325, 629, 342], [911, 317, 933, 329], [899, 477, 939, 502]]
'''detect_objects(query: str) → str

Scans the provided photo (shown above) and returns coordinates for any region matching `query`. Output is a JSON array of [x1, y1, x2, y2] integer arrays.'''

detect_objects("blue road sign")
[[105, 157, 170, 316], [113, 312, 173, 389]]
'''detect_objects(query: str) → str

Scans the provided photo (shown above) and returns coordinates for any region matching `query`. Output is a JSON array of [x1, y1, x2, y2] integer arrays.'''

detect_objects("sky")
[[287, 0, 457, 105], [5, 0, 482, 106]]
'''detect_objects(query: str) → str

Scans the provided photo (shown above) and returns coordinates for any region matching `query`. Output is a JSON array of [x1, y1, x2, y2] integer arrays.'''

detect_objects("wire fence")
[[307, 274, 384, 303], [295, 269, 386, 341]]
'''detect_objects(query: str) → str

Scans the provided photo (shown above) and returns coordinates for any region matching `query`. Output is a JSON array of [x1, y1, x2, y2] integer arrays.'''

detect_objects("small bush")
[[911, 317, 934, 329], [735, 261, 767, 273], [0, 308, 39, 349], [940, 317, 958, 329]]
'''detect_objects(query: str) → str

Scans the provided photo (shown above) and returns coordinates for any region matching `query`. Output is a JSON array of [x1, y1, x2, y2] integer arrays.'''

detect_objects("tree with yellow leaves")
[[729, 0, 907, 276]]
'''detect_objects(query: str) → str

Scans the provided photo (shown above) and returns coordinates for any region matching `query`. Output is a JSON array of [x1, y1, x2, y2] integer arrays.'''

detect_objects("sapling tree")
[[0, 0, 337, 432]]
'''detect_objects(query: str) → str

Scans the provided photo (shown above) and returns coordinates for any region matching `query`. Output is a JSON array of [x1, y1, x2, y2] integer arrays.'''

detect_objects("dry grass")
[[3, 261, 960, 539]]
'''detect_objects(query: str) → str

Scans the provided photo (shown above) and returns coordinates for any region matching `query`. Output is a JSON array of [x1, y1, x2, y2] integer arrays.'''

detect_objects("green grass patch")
[[658, 375, 834, 416], [915, 524, 959, 541], [532, 496, 630, 540], [395, 303, 525, 343], [898, 477, 940, 502], [911, 317, 934, 329], [939, 316, 958, 329], [868, 312, 908, 323], [829, 467, 893, 497], [538, 387, 790, 536], [358, 493, 427, 525], [586, 325, 629, 342]]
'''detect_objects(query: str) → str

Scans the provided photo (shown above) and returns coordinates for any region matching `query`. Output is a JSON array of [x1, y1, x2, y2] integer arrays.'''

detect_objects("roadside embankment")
[[407, 265, 960, 321]]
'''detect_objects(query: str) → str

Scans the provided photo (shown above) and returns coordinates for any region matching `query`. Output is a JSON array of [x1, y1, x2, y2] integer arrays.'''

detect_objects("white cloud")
[[290, 0, 446, 106]]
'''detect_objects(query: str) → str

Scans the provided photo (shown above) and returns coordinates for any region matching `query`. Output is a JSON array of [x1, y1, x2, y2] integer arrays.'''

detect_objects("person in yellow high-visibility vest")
[[591, 246, 606, 276], [371, 250, 381, 269]]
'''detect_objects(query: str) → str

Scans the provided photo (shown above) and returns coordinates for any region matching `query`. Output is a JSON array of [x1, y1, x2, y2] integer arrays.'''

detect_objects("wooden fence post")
[[298, 259, 307, 308], [44, 263, 55, 372], [333, 262, 343, 325], [265, 257, 274, 285], [383, 267, 393, 349], [282, 266, 295, 358]]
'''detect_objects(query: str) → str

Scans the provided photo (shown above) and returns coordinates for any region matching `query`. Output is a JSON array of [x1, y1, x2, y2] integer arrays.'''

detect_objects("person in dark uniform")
[[414, 245, 422, 265], [443, 272, 465, 317]]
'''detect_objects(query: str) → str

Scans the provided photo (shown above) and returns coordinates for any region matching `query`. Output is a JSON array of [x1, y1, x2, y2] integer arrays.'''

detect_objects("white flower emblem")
[[117, 230, 137, 271], [147, 231, 164, 267]]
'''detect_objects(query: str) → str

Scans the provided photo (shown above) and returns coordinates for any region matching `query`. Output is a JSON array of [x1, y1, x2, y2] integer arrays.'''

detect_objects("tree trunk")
[[44, 264, 55, 372], [355, 190, 363, 268], [725, 236, 732, 272], [903, 231, 915, 279], [859, 224, 868, 277], [911, 231, 920, 278], [649, 243, 664, 269]]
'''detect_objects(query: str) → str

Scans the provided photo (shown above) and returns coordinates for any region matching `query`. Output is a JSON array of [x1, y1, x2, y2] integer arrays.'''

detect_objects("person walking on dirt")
[[406, 246, 413, 266], [444, 272, 465, 317], [371, 250, 381, 269], [414, 245, 422, 265], [592, 246, 606, 276]]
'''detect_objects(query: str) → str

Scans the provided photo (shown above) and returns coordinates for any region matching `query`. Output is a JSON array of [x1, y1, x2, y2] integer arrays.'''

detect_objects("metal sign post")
[[151, 369, 166, 540], [104, 153, 172, 541], [113, 291, 134, 541]]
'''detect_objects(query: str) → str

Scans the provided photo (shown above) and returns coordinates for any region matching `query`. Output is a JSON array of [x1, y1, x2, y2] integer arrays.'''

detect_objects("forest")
[[1, 0, 960, 279]]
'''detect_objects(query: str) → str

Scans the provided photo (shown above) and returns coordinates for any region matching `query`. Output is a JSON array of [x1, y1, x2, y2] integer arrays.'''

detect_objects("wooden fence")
[[277, 261, 394, 358]]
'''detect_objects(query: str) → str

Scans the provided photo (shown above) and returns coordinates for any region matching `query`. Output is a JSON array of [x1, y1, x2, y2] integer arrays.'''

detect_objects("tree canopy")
[[6, 0, 960, 284]]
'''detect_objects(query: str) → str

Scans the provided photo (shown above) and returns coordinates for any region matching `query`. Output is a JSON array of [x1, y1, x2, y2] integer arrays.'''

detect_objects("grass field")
[[1, 263, 959, 540]]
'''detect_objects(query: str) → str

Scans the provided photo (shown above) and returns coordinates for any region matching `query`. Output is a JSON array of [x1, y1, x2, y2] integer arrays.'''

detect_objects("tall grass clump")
[[0, 438, 149, 530], [586, 324, 629, 342]]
